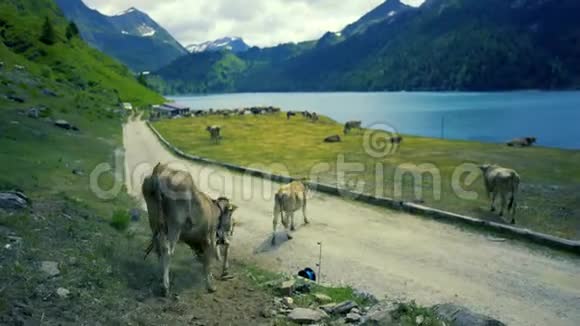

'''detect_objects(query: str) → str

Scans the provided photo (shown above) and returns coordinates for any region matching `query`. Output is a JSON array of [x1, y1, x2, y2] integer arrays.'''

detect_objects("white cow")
[[480, 164, 520, 224]]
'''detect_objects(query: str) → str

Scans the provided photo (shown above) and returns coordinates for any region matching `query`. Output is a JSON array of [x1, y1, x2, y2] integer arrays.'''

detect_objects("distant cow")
[[142, 163, 238, 295], [480, 164, 520, 224], [287, 111, 297, 120], [506, 137, 537, 147], [272, 180, 309, 245], [324, 135, 341, 143], [344, 121, 362, 134], [206, 125, 221, 143], [390, 136, 403, 144]]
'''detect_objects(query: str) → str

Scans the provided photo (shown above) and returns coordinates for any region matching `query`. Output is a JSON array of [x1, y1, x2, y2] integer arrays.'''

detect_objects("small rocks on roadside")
[[56, 287, 70, 298], [287, 308, 327, 324], [345, 312, 362, 323], [0, 191, 29, 210], [40, 261, 60, 278], [282, 297, 294, 307]]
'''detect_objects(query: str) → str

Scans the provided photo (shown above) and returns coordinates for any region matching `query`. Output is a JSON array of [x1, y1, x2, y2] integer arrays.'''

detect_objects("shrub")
[[110, 209, 130, 231]]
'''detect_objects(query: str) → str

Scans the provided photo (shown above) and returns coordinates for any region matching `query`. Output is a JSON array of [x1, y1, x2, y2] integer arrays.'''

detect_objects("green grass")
[[154, 113, 580, 240]]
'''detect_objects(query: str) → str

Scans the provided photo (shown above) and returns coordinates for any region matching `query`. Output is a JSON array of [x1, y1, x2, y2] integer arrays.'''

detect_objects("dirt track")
[[124, 119, 580, 326]]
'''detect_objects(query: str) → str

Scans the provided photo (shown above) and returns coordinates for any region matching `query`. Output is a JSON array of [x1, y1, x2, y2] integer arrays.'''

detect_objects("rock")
[[42, 89, 58, 97], [324, 135, 341, 143], [27, 108, 39, 119], [350, 308, 361, 315], [7, 94, 25, 103], [283, 297, 294, 307], [279, 279, 295, 296], [320, 303, 337, 313], [330, 301, 358, 315], [433, 303, 506, 326], [54, 120, 73, 130], [360, 301, 396, 326], [56, 287, 70, 298], [0, 191, 29, 209], [346, 312, 362, 323], [40, 261, 60, 277], [314, 293, 332, 304], [130, 208, 141, 222], [354, 289, 379, 304], [416, 314, 424, 325], [287, 308, 327, 324], [72, 168, 84, 176]]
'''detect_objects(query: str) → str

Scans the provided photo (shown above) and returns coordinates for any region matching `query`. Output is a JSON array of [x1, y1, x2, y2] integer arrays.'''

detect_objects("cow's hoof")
[[304, 220, 310, 225], [161, 287, 170, 297], [490, 207, 496, 212], [291, 226, 296, 231], [287, 234, 293, 240], [511, 219, 516, 225]]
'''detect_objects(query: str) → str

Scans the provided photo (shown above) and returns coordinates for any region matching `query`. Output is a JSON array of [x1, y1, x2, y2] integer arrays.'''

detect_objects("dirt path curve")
[[123, 119, 580, 326]]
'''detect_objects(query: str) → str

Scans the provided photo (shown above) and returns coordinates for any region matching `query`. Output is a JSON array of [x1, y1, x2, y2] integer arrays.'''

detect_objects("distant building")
[[155, 102, 190, 118], [122, 102, 133, 110]]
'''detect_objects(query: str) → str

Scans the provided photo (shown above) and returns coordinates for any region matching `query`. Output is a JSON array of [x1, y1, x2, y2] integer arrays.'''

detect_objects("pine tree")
[[39, 17, 56, 45], [65, 21, 80, 41]]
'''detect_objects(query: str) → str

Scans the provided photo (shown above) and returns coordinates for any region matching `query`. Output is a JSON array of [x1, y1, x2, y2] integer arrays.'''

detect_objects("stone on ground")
[[287, 308, 327, 324]]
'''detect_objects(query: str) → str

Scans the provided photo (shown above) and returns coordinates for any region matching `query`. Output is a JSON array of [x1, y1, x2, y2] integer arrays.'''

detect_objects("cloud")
[[82, 0, 425, 47]]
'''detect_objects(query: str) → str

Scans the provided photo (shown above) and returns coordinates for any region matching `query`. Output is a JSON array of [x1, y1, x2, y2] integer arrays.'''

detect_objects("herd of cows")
[[144, 108, 527, 295]]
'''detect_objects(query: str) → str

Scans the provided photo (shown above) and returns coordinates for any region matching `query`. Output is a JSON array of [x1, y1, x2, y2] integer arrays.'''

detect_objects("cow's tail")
[[508, 172, 519, 216], [144, 169, 166, 260]]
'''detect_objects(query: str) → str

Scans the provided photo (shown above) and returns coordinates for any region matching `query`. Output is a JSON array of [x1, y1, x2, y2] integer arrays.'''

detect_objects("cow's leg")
[[499, 193, 506, 217], [302, 197, 309, 225], [290, 211, 296, 232], [201, 243, 216, 293], [160, 239, 171, 297], [272, 210, 279, 245], [490, 191, 497, 212], [220, 244, 230, 278]]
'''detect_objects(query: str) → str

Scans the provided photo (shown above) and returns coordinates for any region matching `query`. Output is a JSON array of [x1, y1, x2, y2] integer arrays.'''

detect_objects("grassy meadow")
[[154, 112, 580, 240]]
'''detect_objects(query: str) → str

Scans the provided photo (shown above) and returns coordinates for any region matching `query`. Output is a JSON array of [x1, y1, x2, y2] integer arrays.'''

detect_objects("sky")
[[83, 0, 425, 47]]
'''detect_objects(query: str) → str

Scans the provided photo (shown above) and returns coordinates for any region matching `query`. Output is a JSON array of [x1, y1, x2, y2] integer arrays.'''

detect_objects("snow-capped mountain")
[[186, 37, 250, 53], [54, 1, 187, 71]]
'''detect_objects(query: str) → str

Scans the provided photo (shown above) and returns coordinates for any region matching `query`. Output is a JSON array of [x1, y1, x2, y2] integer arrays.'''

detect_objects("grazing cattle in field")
[[287, 111, 297, 120], [324, 135, 341, 143], [390, 136, 403, 144], [344, 121, 362, 135], [272, 180, 309, 245], [142, 163, 238, 295], [506, 137, 537, 147], [206, 125, 222, 143], [479, 164, 520, 224], [310, 112, 319, 122]]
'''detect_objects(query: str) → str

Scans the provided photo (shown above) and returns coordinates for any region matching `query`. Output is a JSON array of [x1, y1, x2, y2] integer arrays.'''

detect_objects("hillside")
[[153, 0, 580, 93], [54, 0, 187, 72]]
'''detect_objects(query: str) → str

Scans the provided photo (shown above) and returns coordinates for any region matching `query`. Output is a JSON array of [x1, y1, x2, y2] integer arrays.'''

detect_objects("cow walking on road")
[[480, 164, 520, 224], [142, 163, 238, 296], [272, 180, 309, 245]]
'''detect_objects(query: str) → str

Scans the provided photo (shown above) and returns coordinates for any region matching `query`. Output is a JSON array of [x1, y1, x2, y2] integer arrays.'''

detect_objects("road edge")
[[146, 121, 580, 255]]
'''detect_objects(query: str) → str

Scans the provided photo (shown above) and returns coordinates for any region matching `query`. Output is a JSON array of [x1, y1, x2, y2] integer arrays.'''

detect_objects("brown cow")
[[206, 125, 222, 143], [142, 163, 238, 295], [272, 180, 309, 245], [480, 164, 520, 224]]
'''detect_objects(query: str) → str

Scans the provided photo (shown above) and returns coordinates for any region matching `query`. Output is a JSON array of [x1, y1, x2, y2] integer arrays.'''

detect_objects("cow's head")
[[214, 197, 238, 246]]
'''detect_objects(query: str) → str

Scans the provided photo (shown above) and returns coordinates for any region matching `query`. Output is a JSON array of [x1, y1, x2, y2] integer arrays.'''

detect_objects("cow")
[[344, 121, 362, 135], [272, 180, 309, 245], [310, 112, 319, 122], [287, 111, 297, 120], [324, 135, 341, 143], [506, 137, 537, 147], [142, 163, 238, 296], [390, 136, 403, 144], [479, 164, 520, 224], [206, 125, 221, 143]]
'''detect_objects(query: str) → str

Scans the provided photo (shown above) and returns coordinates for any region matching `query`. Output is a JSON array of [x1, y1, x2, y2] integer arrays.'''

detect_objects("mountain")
[[342, 0, 414, 37], [153, 0, 580, 93], [0, 0, 163, 105], [53, 0, 187, 72], [186, 37, 250, 53]]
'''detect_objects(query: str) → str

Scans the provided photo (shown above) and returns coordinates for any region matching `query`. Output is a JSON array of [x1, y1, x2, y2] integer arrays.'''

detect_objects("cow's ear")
[[229, 204, 238, 211]]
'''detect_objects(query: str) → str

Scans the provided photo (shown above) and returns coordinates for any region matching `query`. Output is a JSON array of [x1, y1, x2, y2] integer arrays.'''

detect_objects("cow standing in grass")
[[206, 125, 221, 143], [344, 121, 362, 134], [507, 137, 537, 147], [480, 164, 520, 224], [272, 180, 309, 245], [287, 111, 296, 120], [142, 163, 238, 296]]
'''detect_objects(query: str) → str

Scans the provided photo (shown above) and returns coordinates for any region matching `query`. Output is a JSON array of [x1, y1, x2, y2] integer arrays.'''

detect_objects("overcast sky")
[[83, 0, 425, 47]]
